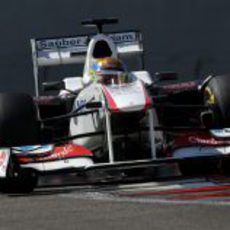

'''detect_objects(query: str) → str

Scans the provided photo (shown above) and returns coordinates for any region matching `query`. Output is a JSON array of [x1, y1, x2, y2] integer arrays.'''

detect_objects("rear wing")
[[31, 31, 143, 96], [31, 31, 143, 67]]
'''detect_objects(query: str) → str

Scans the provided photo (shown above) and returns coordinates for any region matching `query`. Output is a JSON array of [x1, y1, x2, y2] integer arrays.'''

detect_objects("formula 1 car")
[[0, 19, 157, 193], [0, 18, 230, 193]]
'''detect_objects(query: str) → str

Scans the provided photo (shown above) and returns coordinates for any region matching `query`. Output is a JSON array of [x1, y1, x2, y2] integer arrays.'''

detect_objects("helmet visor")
[[97, 70, 128, 85]]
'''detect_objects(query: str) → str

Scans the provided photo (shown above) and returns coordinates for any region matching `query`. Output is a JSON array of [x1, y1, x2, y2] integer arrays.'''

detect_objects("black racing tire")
[[0, 93, 40, 146], [221, 158, 230, 175], [179, 159, 219, 176], [204, 75, 230, 127], [0, 155, 38, 194], [0, 170, 38, 194]]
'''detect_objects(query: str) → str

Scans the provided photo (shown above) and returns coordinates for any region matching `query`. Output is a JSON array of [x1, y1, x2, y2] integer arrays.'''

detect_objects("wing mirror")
[[42, 81, 64, 91], [155, 72, 178, 82]]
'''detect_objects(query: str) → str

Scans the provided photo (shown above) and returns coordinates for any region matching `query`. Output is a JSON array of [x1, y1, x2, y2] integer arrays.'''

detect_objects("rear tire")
[[0, 93, 40, 146]]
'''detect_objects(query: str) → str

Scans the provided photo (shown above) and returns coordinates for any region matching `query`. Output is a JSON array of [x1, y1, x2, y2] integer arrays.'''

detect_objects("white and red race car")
[[0, 18, 229, 193]]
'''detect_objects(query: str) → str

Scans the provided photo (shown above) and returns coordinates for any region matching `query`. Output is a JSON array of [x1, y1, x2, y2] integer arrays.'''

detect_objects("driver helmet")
[[90, 57, 128, 85]]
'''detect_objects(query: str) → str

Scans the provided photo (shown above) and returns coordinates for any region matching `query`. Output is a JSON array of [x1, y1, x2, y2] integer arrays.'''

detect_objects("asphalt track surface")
[[1, 173, 230, 230]]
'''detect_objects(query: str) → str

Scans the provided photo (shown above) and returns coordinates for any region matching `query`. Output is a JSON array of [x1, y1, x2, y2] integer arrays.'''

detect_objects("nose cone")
[[102, 81, 151, 112]]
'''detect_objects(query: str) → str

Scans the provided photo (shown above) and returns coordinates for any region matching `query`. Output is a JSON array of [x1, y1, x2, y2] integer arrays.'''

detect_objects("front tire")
[[0, 155, 38, 193], [179, 159, 219, 176], [0, 170, 38, 194], [204, 75, 230, 127], [220, 158, 230, 175]]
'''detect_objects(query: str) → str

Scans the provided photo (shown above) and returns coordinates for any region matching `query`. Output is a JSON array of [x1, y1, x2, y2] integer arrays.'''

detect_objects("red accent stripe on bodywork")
[[17, 144, 93, 163], [102, 85, 119, 112], [142, 83, 152, 111]]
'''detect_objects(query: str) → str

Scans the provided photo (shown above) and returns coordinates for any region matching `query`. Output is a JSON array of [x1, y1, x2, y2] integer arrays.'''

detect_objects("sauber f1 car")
[[0, 18, 230, 193]]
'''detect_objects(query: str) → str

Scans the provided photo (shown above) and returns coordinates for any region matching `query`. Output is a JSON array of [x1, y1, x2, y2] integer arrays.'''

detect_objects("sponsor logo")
[[54, 145, 73, 158], [189, 136, 230, 145], [108, 32, 137, 43], [76, 99, 87, 108], [163, 81, 196, 91], [36, 32, 138, 50], [43, 145, 74, 161], [36, 37, 88, 50]]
